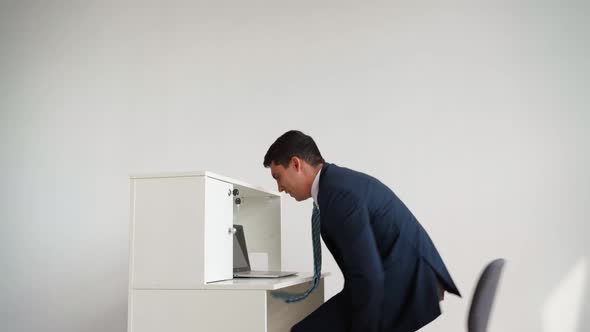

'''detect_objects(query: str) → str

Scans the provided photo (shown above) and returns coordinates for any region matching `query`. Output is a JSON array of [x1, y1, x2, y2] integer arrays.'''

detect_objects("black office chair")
[[467, 258, 506, 332]]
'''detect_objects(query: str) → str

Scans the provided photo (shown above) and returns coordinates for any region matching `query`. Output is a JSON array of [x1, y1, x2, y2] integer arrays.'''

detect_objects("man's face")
[[270, 159, 307, 201]]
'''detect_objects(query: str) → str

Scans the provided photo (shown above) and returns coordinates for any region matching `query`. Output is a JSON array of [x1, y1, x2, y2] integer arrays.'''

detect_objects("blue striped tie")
[[272, 203, 321, 303]]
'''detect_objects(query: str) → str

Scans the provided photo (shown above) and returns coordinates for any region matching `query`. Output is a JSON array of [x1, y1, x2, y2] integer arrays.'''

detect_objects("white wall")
[[1, 1, 588, 331]]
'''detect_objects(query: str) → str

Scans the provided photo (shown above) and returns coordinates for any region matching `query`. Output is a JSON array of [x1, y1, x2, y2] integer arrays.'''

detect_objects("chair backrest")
[[467, 258, 506, 332]]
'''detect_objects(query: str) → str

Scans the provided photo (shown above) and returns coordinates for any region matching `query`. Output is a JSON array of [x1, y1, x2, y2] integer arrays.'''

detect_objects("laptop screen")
[[233, 224, 251, 272]]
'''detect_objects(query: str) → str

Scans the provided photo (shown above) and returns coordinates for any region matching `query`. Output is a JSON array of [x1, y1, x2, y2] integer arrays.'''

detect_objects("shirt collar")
[[311, 167, 321, 207]]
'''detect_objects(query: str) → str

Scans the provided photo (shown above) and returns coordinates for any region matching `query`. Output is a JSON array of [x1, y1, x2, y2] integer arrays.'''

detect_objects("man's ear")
[[291, 156, 301, 171]]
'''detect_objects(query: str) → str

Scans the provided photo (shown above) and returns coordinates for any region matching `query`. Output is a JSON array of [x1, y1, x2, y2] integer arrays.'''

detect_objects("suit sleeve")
[[323, 191, 384, 332]]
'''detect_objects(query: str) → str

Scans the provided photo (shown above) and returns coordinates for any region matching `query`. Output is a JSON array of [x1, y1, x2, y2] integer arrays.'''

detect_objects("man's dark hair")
[[263, 130, 325, 168]]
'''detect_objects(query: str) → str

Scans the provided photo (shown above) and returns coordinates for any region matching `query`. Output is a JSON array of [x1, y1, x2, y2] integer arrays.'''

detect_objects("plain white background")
[[1, 1, 588, 331]]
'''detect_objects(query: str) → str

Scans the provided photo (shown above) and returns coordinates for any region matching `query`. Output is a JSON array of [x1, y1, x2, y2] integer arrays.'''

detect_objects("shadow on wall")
[[580, 258, 590, 332], [542, 257, 588, 332]]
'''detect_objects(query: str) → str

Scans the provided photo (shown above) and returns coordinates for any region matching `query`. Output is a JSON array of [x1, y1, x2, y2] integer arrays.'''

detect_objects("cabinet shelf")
[[130, 170, 280, 198]]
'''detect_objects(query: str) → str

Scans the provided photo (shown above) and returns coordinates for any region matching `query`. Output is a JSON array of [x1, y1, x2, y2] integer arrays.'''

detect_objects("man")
[[263, 130, 461, 332]]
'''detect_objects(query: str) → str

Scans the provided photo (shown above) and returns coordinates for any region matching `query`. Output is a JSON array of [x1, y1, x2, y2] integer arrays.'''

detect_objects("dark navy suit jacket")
[[293, 163, 460, 332]]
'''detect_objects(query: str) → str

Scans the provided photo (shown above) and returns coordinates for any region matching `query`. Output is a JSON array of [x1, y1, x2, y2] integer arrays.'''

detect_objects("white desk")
[[205, 272, 329, 290], [130, 274, 329, 332]]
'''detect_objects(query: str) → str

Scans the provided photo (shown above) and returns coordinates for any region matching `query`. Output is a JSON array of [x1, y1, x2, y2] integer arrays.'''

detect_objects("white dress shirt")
[[311, 167, 321, 209]]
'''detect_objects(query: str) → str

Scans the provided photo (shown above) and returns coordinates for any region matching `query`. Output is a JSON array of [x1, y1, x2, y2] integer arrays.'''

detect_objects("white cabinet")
[[203, 177, 234, 283], [130, 175, 234, 288], [128, 171, 326, 332]]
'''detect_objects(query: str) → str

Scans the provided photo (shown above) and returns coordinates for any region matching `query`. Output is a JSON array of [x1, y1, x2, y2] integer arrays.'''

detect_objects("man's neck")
[[312, 163, 324, 176]]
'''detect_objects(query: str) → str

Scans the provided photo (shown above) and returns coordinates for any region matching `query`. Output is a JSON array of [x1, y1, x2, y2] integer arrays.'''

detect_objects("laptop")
[[233, 224, 297, 278]]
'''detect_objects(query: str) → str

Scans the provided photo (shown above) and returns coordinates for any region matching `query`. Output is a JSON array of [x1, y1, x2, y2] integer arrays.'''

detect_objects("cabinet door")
[[204, 177, 234, 283]]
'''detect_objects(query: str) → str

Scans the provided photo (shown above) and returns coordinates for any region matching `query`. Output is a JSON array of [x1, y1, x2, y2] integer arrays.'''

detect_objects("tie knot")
[[312, 203, 320, 216]]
